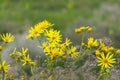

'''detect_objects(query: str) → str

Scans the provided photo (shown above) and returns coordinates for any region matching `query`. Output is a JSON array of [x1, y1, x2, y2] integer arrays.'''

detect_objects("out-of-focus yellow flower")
[[0, 33, 14, 43], [9, 48, 16, 58], [87, 26, 93, 32], [87, 37, 98, 48], [64, 38, 72, 46], [116, 49, 120, 55], [50, 48, 63, 59], [0, 45, 2, 51], [21, 54, 36, 66], [45, 29, 62, 43], [75, 26, 86, 33], [17, 47, 28, 57], [75, 26, 93, 33], [0, 60, 10, 73], [81, 42, 86, 47], [97, 52, 116, 70], [95, 50, 101, 56], [67, 46, 78, 58]]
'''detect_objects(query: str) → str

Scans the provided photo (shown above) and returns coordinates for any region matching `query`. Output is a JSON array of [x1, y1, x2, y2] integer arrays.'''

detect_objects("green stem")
[[2, 71, 5, 80]]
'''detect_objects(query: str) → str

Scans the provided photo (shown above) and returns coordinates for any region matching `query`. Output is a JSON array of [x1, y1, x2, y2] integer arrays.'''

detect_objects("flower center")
[[103, 59, 108, 63]]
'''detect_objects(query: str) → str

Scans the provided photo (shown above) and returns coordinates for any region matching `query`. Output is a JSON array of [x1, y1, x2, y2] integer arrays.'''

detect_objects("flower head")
[[26, 20, 53, 39], [44, 29, 62, 43], [0, 33, 14, 43], [67, 46, 78, 58], [87, 37, 98, 48], [0, 60, 10, 73], [22, 54, 36, 66], [97, 52, 116, 70]]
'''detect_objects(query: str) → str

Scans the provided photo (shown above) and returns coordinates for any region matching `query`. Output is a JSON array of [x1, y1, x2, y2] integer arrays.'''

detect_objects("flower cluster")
[[0, 20, 120, 80], [75, 26, 92, 33], [0, 33, 14, 79], [26, 20, 54, 39], [10, 47, 36, 66]]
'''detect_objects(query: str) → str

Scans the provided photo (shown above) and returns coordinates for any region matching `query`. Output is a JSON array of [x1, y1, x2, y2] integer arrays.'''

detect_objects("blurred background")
[[0, 0, 120, 46], [1, 0, 120, 79]]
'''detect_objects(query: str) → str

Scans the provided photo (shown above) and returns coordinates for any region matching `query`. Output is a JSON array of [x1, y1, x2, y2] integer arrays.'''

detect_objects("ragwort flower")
[[97, 52, 116, 70], [0, 33, 14, 43], [0, 60, 10, 73], [45, 29, 62, 43], [26, 20, 53, 39], [87, 37, 98, 48]]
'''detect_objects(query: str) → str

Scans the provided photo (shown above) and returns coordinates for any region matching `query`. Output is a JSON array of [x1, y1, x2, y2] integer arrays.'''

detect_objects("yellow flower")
[[9, 48, 16, 58], [97, 52, 116, 70], [26, 26, 41, 39], [75, 26, 86, 33], [116, 49, 120, 55], [26, 20, 53, 39], [21, 54, 35, 66], [37, 20, 54, 29], [87, 26, 93, 32], [87, 37, 98, 48], [95, 50, 101, 56], [0, 33, 14, 43], [17, 47, 28, 57], [50, 48, 63, 59], [67, 46, 78, 58], [64, 38, 72, 46], [0, 60, 10, 73], [0, 45, 2, 51], [45, 29, 62, 43]]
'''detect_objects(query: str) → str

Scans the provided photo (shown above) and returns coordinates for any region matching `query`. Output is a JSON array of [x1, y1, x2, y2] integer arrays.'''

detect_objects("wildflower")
[[67, 46, 78, 58], [26, 20, 53, 39], [64, 38, 72, 46], [0, 45, 2, 51], [17, 47, 28, 57], [75, 26, 86, 33], [9, 48, 16, 58], [87, 26, 93, 32], [21, 54, 35, 66], [45, 29, 62, 43], [87, 37, 98, 48], [0, 60, 10, 73], [26, 26, 41, 39], [97, 52, 116, 70], [95, 50, 101, 56], [0, 33, 14, 43], [116, 49, 120, 55], [81, 42, 86, 47], [37, 20, 54, 29], [50, 48, 63, 59]]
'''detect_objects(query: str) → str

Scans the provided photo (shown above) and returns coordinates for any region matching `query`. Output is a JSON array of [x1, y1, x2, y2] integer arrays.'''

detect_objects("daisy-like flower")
[[116, 49, 120, 55], [67, 46, 79, 58], [0, 33, 14, 43], [97, 52, 116, 70], [26, 20, 54, 39], [75, 26, 87, 33], [17, 47, 28, 57], [21, 54, 35, 66], [87, 37, 98, 48], [0, 60, 10, 73], [45, 29, 62, 43]]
